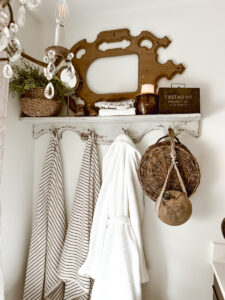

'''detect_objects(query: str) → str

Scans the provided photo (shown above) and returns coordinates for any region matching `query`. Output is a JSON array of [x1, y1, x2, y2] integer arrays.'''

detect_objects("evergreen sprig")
[[9, 61, 76, 102]]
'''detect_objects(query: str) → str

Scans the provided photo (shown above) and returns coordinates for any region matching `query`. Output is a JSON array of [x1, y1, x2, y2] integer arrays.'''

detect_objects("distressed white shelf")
[[20, 113, 201, 144]]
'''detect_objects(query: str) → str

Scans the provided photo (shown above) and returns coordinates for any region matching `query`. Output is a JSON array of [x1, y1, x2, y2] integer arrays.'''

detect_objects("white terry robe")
[[79, 133, 149, 300]]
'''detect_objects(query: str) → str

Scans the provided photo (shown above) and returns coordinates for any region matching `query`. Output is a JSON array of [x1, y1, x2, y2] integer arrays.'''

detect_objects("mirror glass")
[[86, 54, 138, 94]]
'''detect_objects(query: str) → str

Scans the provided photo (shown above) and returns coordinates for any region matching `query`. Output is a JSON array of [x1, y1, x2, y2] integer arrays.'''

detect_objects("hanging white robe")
[[79, 133, 149, 300]]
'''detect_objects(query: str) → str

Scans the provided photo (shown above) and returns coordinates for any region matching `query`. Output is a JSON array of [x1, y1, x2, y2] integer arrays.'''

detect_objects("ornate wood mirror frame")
[[69, 28, 185, 112]]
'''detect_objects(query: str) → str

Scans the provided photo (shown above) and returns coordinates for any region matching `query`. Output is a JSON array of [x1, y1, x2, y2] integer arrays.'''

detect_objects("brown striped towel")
[[58, 133, 100, 300], [23, 133, 66, 300]]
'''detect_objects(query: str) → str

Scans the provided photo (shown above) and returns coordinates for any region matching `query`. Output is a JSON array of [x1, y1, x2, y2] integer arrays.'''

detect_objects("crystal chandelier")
[[0, 0, 42, 78], [0, 0, 77, 100], [43, 0, 76, 99]]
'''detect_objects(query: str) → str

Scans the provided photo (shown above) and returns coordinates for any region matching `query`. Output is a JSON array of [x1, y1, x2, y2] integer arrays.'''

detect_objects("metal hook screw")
[[122, 128, 128, 135]]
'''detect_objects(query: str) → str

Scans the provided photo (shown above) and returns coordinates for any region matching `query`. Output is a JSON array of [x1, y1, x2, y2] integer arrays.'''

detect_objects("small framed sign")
[[159, 87, 200, 114]]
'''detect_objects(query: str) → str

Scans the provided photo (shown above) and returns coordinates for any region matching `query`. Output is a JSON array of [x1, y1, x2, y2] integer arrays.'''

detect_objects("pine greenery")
[[9, 61, 76, 102]]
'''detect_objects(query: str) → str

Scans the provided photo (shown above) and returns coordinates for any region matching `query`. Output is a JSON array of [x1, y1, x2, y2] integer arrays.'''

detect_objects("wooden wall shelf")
[[20, 113, 201, 144]]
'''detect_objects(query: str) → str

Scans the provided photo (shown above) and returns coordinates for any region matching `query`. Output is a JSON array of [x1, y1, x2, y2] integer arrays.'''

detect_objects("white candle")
[[141, 84, 155, 94], [55, 24, 65, 46]]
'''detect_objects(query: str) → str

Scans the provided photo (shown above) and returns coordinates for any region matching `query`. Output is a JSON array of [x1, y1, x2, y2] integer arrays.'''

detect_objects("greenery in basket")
[[9, 61, 76, 102]]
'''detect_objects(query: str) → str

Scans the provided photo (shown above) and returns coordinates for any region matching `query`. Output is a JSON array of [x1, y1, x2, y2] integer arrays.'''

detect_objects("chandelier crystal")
[[0, 0, 41, 79], [0, 0, 77, 99], [0, 26, 10, 51], [17, 4, 26, 27], [26, 0, 42, 11]]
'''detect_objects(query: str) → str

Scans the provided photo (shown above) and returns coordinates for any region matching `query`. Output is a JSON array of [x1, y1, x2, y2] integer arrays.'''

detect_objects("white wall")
[[50, 1, 225, 300], [3, 0, 225, 300], [1, 5, 44, 300]]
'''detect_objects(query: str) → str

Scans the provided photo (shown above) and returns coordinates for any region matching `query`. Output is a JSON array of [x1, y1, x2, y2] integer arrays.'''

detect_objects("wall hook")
[[122, 128, 128, 135], [52, 129, 57, 137]]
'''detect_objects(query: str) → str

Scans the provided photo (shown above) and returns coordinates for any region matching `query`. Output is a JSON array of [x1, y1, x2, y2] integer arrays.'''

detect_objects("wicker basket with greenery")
[[9, 62, 76, 117]]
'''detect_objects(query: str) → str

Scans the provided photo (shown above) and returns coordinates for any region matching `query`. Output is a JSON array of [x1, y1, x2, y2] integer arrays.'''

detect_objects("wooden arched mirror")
[[68, 29, 185, 114]]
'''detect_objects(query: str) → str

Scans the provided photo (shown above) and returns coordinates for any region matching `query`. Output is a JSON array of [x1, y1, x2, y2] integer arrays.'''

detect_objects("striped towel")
[[99, 107, 136, 116], [95, 99, 135, 110], [58, 133, 100, 300], [23, 133, 66, 300]]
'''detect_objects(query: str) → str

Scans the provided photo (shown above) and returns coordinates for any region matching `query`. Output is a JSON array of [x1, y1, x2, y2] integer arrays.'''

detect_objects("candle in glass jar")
[[141, 84, 155, 94], [136, 83, 158, 114]]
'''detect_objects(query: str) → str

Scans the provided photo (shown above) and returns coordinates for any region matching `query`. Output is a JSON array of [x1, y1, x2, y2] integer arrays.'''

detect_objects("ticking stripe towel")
[[58, 133, 100, 300], [95, 99, 135, 110], [23, 133, 66, 300], [99, 107, 136, 116]]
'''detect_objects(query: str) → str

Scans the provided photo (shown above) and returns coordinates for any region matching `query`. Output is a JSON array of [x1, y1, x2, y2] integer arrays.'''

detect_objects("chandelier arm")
[[54, 57, 64, 67], [7, 2, 13, 25], [0, 0, 10, 6], [20, 53, 64, 69], [21, 52, 47, 68], [5, 2, 48, 68], [1, 2, 67, 70]]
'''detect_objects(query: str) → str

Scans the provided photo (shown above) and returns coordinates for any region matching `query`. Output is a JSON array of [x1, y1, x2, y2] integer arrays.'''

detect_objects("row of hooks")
[[33, 126, 129, 140], [24, 112, 201, 143], [32, 126, 187, 145]]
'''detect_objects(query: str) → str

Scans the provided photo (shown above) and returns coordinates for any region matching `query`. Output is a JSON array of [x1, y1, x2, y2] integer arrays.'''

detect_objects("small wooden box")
[[158, 87, 200, 114]]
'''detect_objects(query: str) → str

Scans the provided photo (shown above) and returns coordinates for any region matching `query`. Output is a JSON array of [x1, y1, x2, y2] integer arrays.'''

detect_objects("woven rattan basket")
[[138, 135, 200, 202], [20, 88, 61, 117]]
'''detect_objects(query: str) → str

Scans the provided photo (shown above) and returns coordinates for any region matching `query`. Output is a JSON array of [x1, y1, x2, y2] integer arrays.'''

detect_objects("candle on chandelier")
[[55, 0, 69, 46]]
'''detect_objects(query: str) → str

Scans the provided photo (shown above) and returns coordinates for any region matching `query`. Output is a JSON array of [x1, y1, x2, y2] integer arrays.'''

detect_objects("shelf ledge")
[[20, 113, 201, 144]]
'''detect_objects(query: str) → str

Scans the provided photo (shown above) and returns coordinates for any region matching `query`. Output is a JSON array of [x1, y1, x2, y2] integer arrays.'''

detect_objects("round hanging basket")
[[138, 136, 201, 202], [20, 88, 61, 117]]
